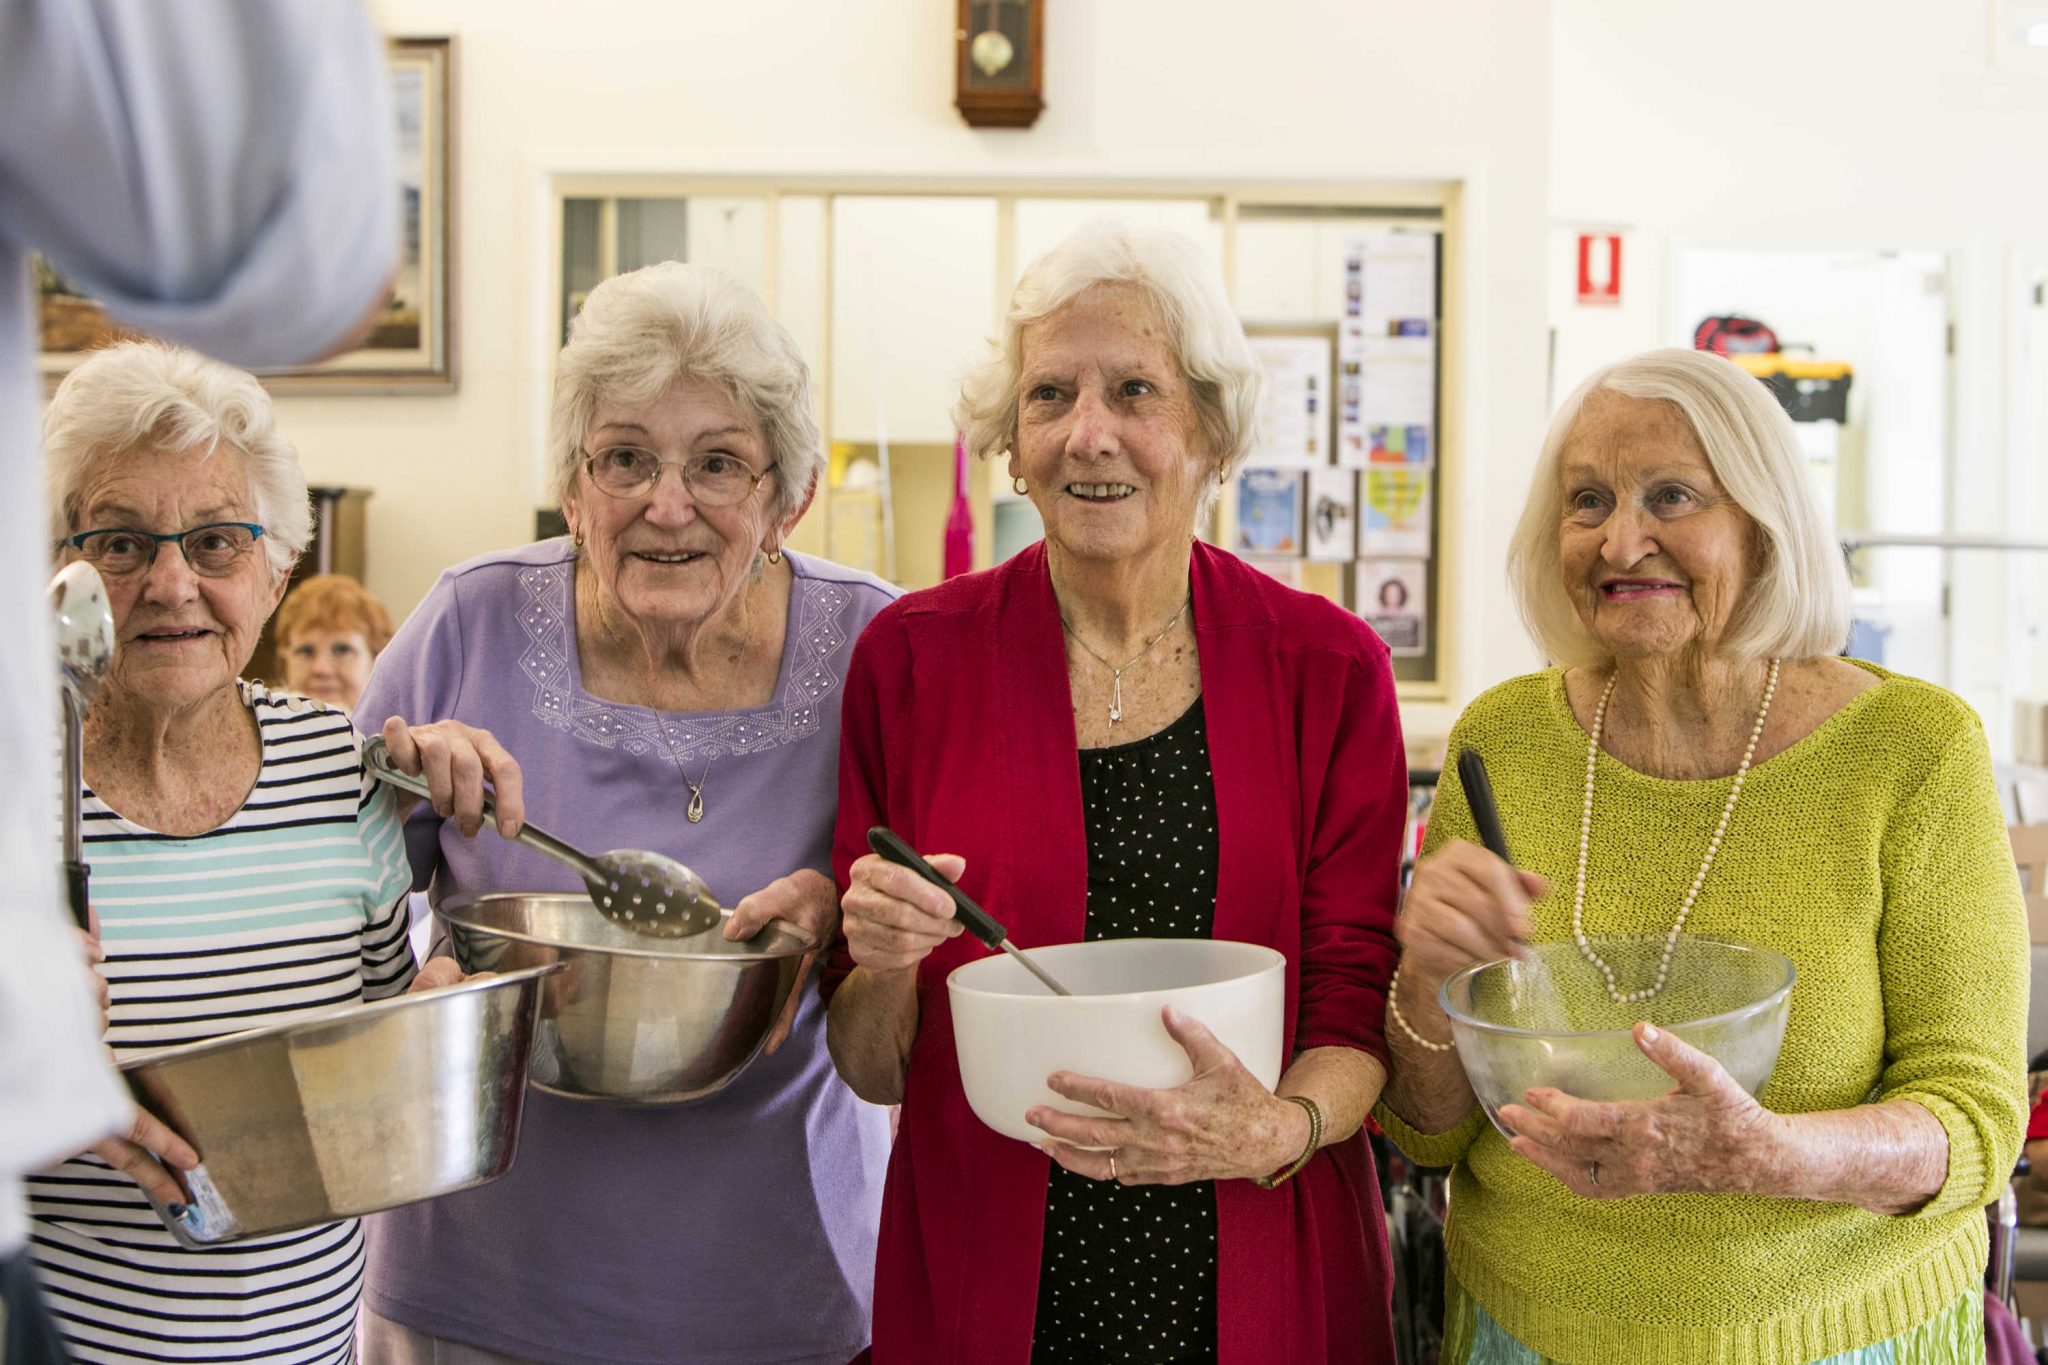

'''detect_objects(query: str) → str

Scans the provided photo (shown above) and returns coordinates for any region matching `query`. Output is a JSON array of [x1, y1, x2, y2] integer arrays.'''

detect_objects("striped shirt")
[[28, 683, 415, 1364]]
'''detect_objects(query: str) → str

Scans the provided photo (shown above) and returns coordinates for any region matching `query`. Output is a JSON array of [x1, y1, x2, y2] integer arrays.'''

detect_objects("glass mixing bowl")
[[1439, 934, 1795, 1139]]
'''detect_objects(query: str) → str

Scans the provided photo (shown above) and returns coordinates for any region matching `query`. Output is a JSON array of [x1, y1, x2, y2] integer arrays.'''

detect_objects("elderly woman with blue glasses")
[[31, 340, 416, 1364]]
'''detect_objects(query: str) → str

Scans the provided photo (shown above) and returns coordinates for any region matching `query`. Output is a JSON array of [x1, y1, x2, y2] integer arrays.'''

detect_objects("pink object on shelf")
[[943, 431, 974, 580]]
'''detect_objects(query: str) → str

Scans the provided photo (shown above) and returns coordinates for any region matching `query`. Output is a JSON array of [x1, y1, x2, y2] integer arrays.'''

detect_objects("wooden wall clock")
[[955, 0, 1043, 129]]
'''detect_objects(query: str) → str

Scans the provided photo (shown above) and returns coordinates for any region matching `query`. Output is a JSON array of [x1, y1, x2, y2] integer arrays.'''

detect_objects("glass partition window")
[[550, 182, 1457, 696], [558, 194, 770, 341]]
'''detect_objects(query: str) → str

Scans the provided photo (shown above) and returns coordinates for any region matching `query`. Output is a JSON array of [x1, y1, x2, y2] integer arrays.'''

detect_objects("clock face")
[[962, 0, 1031, 89]]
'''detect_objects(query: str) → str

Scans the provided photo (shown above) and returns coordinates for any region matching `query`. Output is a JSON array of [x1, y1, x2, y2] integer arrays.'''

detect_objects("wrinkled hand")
[[1396, 839, 1549, 989], [725, 870, 838, 1055], [1027, 1006, 1309, 1186], [93, 1107, 199, 1210], [406, 956, 470, 994], [378, 717, 523, 839], [1499, 1022, 1784, 1199], [840, 851, 965, 976]]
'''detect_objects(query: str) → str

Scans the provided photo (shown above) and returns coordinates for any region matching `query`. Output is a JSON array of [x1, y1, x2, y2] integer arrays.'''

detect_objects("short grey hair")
[[1507, 347, 1852, 668], [954, 220, 1263, 499], [549, 262, 823, 525], [44, 341, 310, 580]]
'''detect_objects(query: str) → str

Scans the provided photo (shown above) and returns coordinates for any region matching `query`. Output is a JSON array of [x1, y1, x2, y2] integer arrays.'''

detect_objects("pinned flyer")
[[1247, 334, 1331, 469], [1306, 468, 1357, 562], [1337, 231, 1438, 470], [1358, 559, 1427, 657], [1235, 468, 1303, 555], [1360, 469, 1432, 557]]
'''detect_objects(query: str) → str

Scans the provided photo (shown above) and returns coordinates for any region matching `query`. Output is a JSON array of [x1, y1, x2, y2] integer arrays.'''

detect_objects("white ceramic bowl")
[[947, 938, 1285, 1144]]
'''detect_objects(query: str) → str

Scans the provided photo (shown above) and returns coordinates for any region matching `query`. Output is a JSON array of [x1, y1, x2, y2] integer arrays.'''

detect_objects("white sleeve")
[[0, 0, 399, 366]]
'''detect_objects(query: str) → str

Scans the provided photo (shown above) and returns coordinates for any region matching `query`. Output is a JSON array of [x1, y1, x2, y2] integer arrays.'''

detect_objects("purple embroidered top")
[[354, 540, 896, 1365]]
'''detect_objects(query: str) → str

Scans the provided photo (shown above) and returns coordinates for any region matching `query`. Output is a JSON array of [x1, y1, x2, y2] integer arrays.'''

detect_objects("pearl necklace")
[[1573, 658, 1780, 1004]]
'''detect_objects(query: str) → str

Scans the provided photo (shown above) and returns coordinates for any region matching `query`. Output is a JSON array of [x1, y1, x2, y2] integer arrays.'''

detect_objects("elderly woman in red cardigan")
[[824, 222, 1407, 1364]]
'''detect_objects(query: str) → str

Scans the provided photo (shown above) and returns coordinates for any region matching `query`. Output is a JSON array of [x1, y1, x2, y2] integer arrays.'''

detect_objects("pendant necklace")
[[652, 722, 715, 824], [1060, 594, 1192, 725], [683, 754, 711, 824], [586, 573, 718, 822]]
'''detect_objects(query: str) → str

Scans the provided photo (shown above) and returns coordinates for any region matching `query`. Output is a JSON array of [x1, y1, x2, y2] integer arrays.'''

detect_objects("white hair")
[[1507, 347, 1853, 668], [549, 262, 823, 526], [953, 219, 1263, 514], [44, 341, 310, 580]]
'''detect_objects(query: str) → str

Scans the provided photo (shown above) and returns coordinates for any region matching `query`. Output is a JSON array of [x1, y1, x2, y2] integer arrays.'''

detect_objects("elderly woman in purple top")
[[353, 262, 895, 1365]]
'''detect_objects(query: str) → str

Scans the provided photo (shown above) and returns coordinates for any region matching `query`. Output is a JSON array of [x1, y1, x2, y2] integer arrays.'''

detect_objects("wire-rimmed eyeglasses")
[[581, 447, 774, 506]]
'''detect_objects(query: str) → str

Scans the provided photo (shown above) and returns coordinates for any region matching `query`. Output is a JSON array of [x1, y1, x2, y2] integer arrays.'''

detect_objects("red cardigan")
[[828, 541, 1405, 1364]]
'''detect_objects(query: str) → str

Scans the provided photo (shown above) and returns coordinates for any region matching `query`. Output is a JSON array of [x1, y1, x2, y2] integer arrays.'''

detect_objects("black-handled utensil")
[[866, 827, 1071, 996], [1456, 746, 1552, 997], [1456, 746, 1514, 865]]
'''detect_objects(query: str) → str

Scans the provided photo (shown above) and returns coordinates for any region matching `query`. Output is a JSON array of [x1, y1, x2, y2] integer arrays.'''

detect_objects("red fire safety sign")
[[1577, 233, 1622, 307]]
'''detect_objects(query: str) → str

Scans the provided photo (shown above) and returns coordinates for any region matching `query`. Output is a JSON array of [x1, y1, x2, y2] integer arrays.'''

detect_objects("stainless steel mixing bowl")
[[438, 892, 817, 1105], [119, 964, 560, 1247]]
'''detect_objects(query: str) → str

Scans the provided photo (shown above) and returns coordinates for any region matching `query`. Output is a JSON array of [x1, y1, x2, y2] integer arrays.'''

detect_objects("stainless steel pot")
[[119, 964, 560, 1247], [439, 893, 815, 1105]]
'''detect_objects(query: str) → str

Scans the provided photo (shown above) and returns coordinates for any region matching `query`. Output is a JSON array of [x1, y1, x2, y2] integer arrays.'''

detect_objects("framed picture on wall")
[[33, 35, 457, 394]]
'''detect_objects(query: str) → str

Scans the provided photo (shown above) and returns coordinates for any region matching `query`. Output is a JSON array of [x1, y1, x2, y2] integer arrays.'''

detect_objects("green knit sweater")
[[1376, 664, 2028, 1365]]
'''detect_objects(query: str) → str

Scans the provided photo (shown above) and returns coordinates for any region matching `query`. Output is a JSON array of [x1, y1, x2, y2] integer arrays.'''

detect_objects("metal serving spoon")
[[362, 736, 723, 939], [50, 561, 114, 930]]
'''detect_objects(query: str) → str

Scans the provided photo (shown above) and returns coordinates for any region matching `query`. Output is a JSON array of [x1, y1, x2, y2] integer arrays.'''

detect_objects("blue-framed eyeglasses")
[[65, 522, 267, 578]]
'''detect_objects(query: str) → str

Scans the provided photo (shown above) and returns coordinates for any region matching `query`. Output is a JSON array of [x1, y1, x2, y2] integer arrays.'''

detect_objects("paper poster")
[[1367, 424, 1431, 467], [1360, 469, 1432, 556], [1359, 336, 1434, 429], [1247, 334, 1330, 468], [1358, 558, 1428, 657], [1338, 231, 1439, 469], [1362, 245, 1436, 330], [1305, 468, 1357, 562], [1235, 468, 1303, 555]]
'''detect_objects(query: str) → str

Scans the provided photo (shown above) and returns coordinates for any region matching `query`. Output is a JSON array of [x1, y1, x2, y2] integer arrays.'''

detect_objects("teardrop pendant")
[[1108, 670, 1124, 725], [686, 789, 704, 823]]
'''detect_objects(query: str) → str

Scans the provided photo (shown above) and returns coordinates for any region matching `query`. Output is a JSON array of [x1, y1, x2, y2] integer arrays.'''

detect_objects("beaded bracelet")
[[1387, 963, 1456, 1054], [1252, 1095, 1323, 1189]]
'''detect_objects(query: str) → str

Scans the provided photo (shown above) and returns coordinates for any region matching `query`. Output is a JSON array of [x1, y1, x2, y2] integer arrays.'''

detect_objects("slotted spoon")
[[363, 736, 722, 939]]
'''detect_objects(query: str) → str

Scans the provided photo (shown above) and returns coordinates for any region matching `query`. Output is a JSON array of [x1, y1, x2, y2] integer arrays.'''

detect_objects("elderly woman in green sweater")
[[1378, 347, 2027, 1365]]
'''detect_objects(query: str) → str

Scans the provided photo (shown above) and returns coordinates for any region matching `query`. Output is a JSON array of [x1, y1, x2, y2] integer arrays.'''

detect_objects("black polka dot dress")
[[1031, 697, 1220, 1365]]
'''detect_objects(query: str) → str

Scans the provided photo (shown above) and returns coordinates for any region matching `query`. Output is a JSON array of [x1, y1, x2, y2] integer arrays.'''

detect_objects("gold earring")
[[767, 547, 783, 565], [1012, 476, 1028, 495], [572, 531, 584, 548]]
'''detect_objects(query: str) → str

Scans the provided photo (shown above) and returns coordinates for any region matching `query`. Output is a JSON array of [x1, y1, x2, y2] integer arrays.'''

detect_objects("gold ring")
[[1109, 1150, 1119, 1182]]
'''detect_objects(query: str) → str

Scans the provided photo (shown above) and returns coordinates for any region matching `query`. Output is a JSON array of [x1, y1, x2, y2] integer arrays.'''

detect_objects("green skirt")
[[1443, 1272, 1984, 1365]]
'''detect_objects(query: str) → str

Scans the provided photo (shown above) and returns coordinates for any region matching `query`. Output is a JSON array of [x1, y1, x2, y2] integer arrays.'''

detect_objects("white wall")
[[267, 0, 1555, 744], [1549, 0, 2048, 751]]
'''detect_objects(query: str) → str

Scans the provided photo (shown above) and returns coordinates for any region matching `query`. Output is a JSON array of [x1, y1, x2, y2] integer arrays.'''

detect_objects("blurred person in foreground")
[[0, 1, 397, 1358]]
